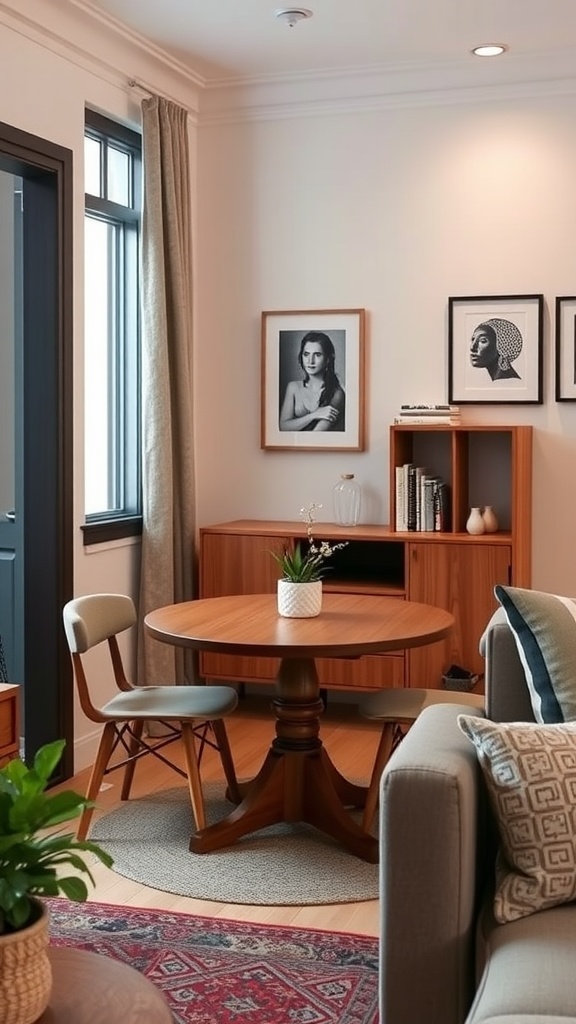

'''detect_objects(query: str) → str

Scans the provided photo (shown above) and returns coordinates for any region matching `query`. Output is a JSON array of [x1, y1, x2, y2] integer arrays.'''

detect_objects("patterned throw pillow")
[[494, 584, 576, 723], [458, 714, 576, 923]]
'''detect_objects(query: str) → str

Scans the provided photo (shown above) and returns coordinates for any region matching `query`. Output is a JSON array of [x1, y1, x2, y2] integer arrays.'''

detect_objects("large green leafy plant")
[[0, 739, 113, 934]]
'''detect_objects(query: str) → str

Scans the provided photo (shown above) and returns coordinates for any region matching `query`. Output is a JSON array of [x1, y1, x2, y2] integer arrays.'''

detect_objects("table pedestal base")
[[189, 743, 377, 862], [189, 655, 378, 863]]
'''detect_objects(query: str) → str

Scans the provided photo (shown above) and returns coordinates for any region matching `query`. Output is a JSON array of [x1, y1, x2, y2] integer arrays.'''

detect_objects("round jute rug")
[[90, 782, 379, 905]]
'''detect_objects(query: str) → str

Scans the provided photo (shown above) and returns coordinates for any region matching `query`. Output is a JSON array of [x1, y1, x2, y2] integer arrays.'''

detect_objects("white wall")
[[1, 0, 576, 762], [0, 0, 201, 766], [196, 97, 576, 594]]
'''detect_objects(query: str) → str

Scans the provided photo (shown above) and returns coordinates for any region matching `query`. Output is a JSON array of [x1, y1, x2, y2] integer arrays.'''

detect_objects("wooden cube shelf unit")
[[198, 425, 532, 694], [389, 423, 533, 586], [0, 683, 20, 767]]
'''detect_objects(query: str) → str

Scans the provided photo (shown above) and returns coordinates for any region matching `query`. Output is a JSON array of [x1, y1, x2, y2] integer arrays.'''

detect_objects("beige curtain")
[[137, 95, 196, 686]]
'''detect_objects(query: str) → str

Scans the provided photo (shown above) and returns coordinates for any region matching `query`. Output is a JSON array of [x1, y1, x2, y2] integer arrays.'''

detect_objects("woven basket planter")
[[0, 899, 52, 1024], [277, 580, 322, 618]]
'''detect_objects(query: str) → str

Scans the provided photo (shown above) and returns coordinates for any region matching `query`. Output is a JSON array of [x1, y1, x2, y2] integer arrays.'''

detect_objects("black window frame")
[[82, 109, 142, 545]]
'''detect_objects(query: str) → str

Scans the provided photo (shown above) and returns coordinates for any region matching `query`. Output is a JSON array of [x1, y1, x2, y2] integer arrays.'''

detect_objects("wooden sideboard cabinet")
[[199, 424, 532, 693], [0, 683, 20, 766]]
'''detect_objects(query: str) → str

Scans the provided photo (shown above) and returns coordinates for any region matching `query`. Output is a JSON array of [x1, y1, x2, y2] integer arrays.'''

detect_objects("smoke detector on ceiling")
[[275, 8, 313, 28]]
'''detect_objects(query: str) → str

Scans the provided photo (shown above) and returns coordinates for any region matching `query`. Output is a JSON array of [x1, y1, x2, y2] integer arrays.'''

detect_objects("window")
[[83, 110, 142, 544]]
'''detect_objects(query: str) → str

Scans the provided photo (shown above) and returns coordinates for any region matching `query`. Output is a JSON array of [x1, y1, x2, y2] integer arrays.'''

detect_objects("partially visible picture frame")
[[261, 308, 365, 451], [555, 296, 576, 401], [448, 294, 543, 405]]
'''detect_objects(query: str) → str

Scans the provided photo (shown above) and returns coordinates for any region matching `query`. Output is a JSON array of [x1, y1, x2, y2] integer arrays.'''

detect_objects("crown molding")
[[2, 0, 576, 127], [0, 0, 203, 115], [199, 49, 576, 123]]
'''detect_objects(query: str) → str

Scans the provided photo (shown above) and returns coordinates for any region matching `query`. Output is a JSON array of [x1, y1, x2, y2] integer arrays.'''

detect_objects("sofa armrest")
[[379, 702, 486, 1024], [479, 609, 535, 722]]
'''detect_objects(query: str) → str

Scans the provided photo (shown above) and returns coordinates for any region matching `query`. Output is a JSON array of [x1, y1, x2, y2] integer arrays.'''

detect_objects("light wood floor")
[[65, 695, 381, 937]]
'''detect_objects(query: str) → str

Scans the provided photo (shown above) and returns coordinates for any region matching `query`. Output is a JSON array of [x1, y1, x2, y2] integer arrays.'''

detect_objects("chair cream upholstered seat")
[[359, 687, 485, 830], [63, 593, 240, 841]]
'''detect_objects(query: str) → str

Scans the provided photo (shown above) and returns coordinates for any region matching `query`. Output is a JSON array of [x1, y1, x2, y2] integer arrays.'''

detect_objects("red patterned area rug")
[[47, 898, 379, 1024]]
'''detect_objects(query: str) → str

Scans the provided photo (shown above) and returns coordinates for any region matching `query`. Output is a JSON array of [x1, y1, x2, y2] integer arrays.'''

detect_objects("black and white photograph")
[[261, 309, 365, 451], [555, 296, 576, 401], [448, 294, 543, 404]]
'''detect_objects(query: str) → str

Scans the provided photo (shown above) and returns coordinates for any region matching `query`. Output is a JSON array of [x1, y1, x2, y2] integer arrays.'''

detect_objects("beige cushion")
[[459, 715, 576, 924], [360, 687, 484, 722]]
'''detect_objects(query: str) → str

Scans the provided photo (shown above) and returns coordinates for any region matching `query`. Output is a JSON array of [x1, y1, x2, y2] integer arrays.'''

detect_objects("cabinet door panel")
[[408, 543, 511, 686], [200, 533, 287, 597]]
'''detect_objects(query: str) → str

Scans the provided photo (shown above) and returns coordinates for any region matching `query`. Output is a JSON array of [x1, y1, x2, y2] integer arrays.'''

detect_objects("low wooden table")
[[39, 947, 172, 1022], [145, 592, 454, 863]]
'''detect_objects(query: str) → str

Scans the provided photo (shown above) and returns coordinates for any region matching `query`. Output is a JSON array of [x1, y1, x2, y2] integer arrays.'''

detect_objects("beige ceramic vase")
[[465, 507, 485, 536], [277, 580, 322, 618], [482, 505, 499, 533], [0, 900, 52, 1024]]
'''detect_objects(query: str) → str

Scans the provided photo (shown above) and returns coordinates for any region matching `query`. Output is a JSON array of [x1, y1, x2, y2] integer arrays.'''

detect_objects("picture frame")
[[448, 294, 543, 405], [261, 308, 365, 451], [555, 296, 576, 401]]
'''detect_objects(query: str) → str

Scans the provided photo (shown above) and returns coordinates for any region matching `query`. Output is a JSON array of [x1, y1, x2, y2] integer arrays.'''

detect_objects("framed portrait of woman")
[[261, 308, 366, 451], [448, 294, 543, 404]]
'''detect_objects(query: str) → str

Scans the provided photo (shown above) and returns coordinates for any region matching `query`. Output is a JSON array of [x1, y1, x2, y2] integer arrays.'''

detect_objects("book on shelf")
[[395, 463, 450, 532], [406, 465, 417, 531], [433, 481, 451, 531], [395, 465, 407, 531], [395, 404, 461, 425], [394, 416, 460, 425], [399, 404, 460, 414]]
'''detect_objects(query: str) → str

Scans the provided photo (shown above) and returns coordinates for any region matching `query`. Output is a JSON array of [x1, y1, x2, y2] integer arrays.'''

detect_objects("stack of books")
[[395, 463, 450, 532], [394, 404, 461, 425]]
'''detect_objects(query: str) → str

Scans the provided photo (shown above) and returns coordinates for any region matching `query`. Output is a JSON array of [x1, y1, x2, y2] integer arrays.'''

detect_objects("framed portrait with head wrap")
[[448, 294, 543, 404], [555, 296, 576, 401]]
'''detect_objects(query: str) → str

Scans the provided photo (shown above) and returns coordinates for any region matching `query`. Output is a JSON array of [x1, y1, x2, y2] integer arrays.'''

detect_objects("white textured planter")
[[277, 580, 322, 618]]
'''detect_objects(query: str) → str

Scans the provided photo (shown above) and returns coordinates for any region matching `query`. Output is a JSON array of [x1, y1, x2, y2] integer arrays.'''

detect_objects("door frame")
[[0, 121, 74, 777]]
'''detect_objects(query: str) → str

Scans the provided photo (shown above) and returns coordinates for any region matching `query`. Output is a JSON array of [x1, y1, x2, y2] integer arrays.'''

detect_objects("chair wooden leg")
[[180, 722, 206, 831], [362, 722, 396, 833], [120, 719, 144, 801], [77, 722, 117, 841], [211, 718, 241, 803]]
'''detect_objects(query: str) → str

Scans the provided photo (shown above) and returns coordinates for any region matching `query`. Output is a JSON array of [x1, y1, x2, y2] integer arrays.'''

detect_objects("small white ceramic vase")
[[277, 580, 322, 618], [482, 505, 499, 533], [466, 507, 485, 536]]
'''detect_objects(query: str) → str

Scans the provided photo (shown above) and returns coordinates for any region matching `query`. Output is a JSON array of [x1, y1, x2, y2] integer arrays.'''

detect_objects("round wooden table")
[[39, 947, 172, 1022], [145, 592, 454, 863]]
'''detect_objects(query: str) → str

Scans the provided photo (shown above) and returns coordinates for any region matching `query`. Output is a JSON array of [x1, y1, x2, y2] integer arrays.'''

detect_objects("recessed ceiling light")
[[275, 8, 313, 28], [471, 44, 508, 57]]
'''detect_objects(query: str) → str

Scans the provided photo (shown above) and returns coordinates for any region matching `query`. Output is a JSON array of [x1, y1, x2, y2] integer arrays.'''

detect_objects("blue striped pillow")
[[494, 585, 576, 723]]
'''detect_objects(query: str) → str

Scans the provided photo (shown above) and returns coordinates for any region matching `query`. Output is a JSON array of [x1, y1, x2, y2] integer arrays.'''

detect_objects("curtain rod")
[[127, 78, 154, 98], [127, 78, 199, 123]]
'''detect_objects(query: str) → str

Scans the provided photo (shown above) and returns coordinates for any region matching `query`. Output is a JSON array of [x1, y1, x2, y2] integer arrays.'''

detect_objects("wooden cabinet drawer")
[[201, 652, 279, 684], [0, 683, 20, 760], [316, 654, 404, 690], [200, 651, 404, 692]]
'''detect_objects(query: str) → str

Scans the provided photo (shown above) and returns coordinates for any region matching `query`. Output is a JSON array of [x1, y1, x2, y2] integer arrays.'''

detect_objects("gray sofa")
[[378, 607, 576, 1024]]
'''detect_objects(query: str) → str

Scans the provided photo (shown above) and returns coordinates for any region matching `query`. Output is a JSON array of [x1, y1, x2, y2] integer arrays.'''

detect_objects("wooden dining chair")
[[359, 687, 485, 831], [63, 593, 241, 840]]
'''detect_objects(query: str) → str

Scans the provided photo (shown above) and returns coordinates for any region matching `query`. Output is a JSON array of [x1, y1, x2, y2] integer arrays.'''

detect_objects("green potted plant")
[[0, 738, 113, 1024], [272, 504, 348, 618]]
